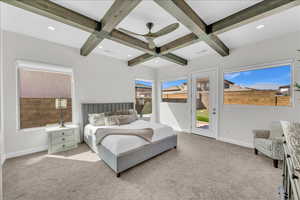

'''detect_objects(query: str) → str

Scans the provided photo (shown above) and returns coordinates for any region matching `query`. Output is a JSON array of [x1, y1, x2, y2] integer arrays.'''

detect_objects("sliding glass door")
[[191, 70, 217, 138]]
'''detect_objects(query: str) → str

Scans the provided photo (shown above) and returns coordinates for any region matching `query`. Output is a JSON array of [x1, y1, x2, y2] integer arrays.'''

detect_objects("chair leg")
[[273, 159, 279, 168], [254, 148, 258, 155]]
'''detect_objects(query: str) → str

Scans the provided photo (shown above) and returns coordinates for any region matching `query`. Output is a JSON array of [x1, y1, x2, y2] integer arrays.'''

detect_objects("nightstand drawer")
[[51, 129, 74, 138], [51, 142, 77, 153], [46, 125, 79, 154], [52, 135, 75, 145]]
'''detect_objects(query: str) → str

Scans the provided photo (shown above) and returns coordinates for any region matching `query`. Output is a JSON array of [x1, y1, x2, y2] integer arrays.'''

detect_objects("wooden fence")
[[20, 98, 72, 129], [162, 90, 291, 107], [224, 90, 290, 106]]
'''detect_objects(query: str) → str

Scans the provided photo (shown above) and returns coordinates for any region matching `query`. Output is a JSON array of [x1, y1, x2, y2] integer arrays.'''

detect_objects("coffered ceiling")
[[1, 0, 300, 68]]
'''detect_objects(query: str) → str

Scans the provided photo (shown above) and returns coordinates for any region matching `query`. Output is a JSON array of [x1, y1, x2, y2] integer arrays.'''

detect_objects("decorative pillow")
[[106, 110, 131, 116], [118, 110, 138, 125], [105, 115, 120, 126], [129, 110, 139, 121], [118, 115, 132, 125], [88, 113, 105, 126]]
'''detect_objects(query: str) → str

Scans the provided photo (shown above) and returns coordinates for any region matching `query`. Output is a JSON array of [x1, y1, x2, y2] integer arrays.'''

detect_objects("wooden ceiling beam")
[[128, 54, 156, 66], [154, 0, 229, 57], [158, 0, 300, 56], [159, 33, 200, 55], [160, 53, 188, 66], [128, 52, 188, 67], [6, 0, 297, 67], [80, 0, 142, 56], [108, 29, 156, 55], [1, 0, 99, 33], [2, 0, 156, 58], [208, 0, 300, 35]]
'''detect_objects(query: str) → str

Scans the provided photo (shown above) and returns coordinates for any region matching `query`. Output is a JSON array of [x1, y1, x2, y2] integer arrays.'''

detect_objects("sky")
[[162, 79, 187, 89], [135, 80, 152, 87], [136, 79, 187, 89], [224, 65, 291, 90]]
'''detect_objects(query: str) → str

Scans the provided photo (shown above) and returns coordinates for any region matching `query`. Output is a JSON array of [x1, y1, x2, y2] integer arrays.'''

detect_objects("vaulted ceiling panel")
[[2, 3, 90, 49], [218, 5, 300, 49], [141, 57, 175, 68], [116, 0, 190, 47], [50, 0, 114, 22], [2, 0, 300, 68], [186, 0, 263, 25], [172, 41, 217, 60]]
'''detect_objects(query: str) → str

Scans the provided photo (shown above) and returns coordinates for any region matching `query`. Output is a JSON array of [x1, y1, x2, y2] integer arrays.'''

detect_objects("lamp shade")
[[55, 98, 67, 109]]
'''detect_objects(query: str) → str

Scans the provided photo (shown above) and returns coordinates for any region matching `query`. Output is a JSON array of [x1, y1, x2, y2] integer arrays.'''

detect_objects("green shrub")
[[142, 101, 152, 114], [197, 116, 209, 122]]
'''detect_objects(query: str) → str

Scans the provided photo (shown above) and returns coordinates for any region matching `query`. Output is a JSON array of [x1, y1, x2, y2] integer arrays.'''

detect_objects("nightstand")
[[46, 125, 79, 154]]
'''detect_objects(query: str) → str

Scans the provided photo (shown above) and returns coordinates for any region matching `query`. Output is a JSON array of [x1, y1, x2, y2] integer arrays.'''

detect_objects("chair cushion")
[[255, 138, 273, 153]]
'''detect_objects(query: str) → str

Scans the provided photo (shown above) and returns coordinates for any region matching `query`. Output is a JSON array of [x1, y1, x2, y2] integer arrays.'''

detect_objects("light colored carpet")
[[4, 132, 281, 200]]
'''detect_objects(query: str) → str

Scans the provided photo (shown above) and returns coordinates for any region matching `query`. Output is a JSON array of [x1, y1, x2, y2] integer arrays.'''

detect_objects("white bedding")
[[84, 120, 175, 155]]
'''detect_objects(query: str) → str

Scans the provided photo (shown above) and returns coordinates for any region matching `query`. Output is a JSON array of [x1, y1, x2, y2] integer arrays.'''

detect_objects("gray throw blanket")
[[95, 128, 154, 145]]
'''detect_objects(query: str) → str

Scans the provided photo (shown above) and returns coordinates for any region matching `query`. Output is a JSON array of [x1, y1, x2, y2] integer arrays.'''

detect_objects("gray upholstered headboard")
[[81, 102, 134, 128]]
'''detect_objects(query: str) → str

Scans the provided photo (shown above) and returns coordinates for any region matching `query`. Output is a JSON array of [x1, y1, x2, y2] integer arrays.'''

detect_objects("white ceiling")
[[1, 0, 300, 68]]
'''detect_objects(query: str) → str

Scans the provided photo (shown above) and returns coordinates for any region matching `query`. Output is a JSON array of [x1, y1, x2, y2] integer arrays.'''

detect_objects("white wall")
[[0, 2, 3, 199], [157, 31, 300, 148], [0, 2, 2, 199], [2, 31, 155, 157]]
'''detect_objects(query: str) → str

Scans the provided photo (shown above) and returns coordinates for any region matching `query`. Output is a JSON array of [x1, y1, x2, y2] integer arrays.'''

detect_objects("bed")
[[81, 103, 177, 177]]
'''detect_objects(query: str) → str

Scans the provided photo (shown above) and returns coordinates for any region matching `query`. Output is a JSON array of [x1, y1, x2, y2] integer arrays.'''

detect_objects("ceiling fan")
[[118, 22, 179, 49]]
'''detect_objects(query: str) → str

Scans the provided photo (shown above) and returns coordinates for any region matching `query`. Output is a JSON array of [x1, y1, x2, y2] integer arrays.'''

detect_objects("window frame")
[[222, 60, 294, 108], [16, 60, 75, 131], [161, 77, 188, 103], [134, 79, 153, 115]]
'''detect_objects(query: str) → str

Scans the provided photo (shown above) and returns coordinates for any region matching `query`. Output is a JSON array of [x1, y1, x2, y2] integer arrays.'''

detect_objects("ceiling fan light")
[[48, 26, 55, 31], [256, 24, 265, 29]]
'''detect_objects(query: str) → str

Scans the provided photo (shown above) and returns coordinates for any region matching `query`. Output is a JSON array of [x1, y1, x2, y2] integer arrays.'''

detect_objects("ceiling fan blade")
[[118, 28, 144, 37], [146, 37, 156, 49], [152, 23, 179, 37]]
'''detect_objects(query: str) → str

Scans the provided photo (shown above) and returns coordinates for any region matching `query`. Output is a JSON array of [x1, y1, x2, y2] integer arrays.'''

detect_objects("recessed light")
[[99, 46, 103, 49], [256, 24, 265, 29], [128, 54, 132, 57], [48, 26, 55, 31]]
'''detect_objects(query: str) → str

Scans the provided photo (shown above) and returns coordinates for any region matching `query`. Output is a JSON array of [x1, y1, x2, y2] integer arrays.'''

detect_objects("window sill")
[[17, 127, 46, 133], [223, 104, 294, 109], [17, 122, 74, 133]]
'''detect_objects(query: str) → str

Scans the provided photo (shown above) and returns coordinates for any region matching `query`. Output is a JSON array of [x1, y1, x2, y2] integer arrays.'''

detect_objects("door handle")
[[212, 108, 216, 115]]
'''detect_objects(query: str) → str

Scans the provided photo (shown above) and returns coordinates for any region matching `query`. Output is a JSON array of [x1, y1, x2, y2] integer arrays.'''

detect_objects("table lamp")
[[55, 98, 67, 127]]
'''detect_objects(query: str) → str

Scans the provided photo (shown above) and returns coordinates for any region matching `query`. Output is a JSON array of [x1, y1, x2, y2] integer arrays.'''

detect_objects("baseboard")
[[217, 137, 253, 149], [6, 145, 48, 159]]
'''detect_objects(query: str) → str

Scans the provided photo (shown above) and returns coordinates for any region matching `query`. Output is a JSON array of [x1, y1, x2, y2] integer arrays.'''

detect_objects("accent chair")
[[253, 121, 284, 168]]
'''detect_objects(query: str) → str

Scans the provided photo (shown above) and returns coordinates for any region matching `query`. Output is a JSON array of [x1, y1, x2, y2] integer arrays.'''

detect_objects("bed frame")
[[81, 102, 177, 177]]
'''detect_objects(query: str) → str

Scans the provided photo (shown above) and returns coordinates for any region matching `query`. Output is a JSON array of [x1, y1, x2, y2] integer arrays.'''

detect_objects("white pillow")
[[105, 115, 120, 126], [88, 113, 105, 126], [118, 110, 138, 125]]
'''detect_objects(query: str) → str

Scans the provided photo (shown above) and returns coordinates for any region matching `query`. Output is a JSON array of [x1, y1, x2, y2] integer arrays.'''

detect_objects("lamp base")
[[59, 123, 66, 128]]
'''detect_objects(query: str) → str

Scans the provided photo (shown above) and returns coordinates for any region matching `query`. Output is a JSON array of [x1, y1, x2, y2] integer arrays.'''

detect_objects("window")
[[135, 80, 152, 117], [161, 79, 188, 103], [224, 64, 292, 106], [19, 68, 72, 129]]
